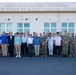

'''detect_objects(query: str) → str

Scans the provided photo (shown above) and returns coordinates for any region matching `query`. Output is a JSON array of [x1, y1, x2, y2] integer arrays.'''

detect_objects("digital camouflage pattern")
[[70, 37, 75, 56], [62, 35, 70, 55]]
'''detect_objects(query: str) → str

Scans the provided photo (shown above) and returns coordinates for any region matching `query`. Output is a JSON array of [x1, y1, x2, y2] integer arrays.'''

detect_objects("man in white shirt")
[[27, 34, 33, 57], [21, 33, 28, 57], [48, 33, 54, 56], [54, 32, 62, 56]]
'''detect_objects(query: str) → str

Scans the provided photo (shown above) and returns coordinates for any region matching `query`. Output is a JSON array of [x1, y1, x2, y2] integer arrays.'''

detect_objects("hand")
[[65, 42, 67, 44], [42, 43, 44, 45]]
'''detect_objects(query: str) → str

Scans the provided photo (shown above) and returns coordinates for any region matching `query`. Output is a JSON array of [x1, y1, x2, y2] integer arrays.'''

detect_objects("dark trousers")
[[55, 46, 61, 56], [53, 45, 56, 55], [68, 42, 70, 55], [60, 44, 62, 55], [21, 43, 27, 57], [8, 45, 14, 57], [28, 44, 33, 57]]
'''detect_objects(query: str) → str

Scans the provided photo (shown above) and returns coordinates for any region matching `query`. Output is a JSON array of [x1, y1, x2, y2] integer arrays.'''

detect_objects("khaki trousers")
[[15, 45, 21, 56], [34, 45, 40, 56], [2, 44, 7, 56]]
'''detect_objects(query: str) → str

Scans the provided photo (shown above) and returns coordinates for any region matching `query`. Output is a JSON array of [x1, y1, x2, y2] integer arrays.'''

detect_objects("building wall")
[[0, 12, 76, 34]]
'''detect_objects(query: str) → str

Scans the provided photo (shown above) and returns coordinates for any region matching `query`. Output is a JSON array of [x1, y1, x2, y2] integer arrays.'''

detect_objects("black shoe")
[[63, 55, 68, 57]]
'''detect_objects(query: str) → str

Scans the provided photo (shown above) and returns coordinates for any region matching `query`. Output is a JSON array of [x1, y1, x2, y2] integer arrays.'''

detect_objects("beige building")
[[0, 2, 76, 34]]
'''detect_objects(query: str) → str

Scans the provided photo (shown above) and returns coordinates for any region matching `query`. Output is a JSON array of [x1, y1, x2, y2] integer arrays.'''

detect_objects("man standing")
[[14, 32, 21, 58], [62, 31, 70, 57], [48, 33, 54, 56], [26, 31, 30, 56], [21, 33, 28, 57], [39, 33, 43, 55], [74, 35, 76, 57], [7, 32, 14, 57], [27, 34, 33, 57], [41, 32, 48, 57], [54, 32, 62, 56], [70, 33, 76, 57], [59, 32, 62, 54], [33, 33, 41, 57], [1, 31, 8, 57]]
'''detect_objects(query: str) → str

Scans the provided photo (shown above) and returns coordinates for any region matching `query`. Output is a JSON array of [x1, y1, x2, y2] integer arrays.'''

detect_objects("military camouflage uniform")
[[62, 35, 70, 55], [41, 36, 47, 57], [74, 36, 76, 55], [70, 37, 75, 56]]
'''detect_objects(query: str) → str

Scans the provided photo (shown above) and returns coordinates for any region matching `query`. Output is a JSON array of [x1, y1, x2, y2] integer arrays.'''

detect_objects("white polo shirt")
[[48, 37, 54, 46], [22, 36, 27, 43], [27, 37, 33, 44], [54, 36, 61, 46]]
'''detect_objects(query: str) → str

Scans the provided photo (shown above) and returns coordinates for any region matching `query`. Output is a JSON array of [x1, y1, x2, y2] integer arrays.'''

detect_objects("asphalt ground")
[[0, 56, 76, 75]]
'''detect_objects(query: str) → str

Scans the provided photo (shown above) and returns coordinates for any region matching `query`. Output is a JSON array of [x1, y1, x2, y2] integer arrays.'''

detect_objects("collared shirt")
[[54, 36, 61, 46], [1, 35, 7, 44], [14, 36, 21, 45], [10, 36, 12, 40], [27, 37, 33, 44], [22, 36, 27, 43], [41, 36, 47, 45], [48, 37, 54, 46]]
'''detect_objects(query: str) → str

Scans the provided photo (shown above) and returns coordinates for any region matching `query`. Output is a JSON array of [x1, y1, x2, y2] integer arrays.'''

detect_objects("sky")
[[0, 0, 76, 2]]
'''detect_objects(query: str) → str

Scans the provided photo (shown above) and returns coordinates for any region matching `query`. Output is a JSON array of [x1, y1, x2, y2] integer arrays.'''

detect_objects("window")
[[62, 29, 67, 34], [0, 23, 5, 28], [51, 29, 56, 33], [17, 23, 23, 28], [24, 23, 29, 28], [44, 23, 49, 28], [0, 29, 5, 34], [17, 23, 30, 33], [0, 23, 12, 34], [51, 23, 56, 27], [68, 29, 74, 33], [6, 29, 12, 33], [17, 29, 23, 33], [6, 23, 12, 28], [44, 29, 50, 33], [44, 22, 57, 33], [61, 22, 74, 34], [68, 23, 74, 28], [24, 29, 30, 32], [44, 23, 50, 33], [62, 23, 67, 27], [6, 23, 12, 33]]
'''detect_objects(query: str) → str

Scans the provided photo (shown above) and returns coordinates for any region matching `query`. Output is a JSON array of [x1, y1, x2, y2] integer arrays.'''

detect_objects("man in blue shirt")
[[33, 33, 41, 57], [1, 31, 8, 57]]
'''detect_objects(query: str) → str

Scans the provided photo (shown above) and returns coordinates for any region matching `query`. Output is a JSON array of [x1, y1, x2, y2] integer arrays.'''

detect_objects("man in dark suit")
[[7, 32, 14, 57]]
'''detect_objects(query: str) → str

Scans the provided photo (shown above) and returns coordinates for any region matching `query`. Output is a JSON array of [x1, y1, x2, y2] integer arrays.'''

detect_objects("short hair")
[[56, 32, 59, 34], [49, 33, 52, 34], [20, 32, 23, 34], [65, 31, 67, 32], [16, 32, 19, 34]]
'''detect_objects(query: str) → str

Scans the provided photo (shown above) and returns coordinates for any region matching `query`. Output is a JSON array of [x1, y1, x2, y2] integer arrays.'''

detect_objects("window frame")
[[44, 22, 57, 33], [17, 22, 30, 33]]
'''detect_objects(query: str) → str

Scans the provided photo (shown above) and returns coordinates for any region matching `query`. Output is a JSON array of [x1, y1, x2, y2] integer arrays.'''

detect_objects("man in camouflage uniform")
[[70, 33, 76, 57], [39, 33, 43, 55], [74, 35, 76, 57], [59, 32, 62, 55], [62, 31, 70, 57], [41, 32, 48, 57]]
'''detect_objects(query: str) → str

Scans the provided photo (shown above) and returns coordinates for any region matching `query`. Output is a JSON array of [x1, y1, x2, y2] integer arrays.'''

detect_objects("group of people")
[[0, 31, 76, 58]]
